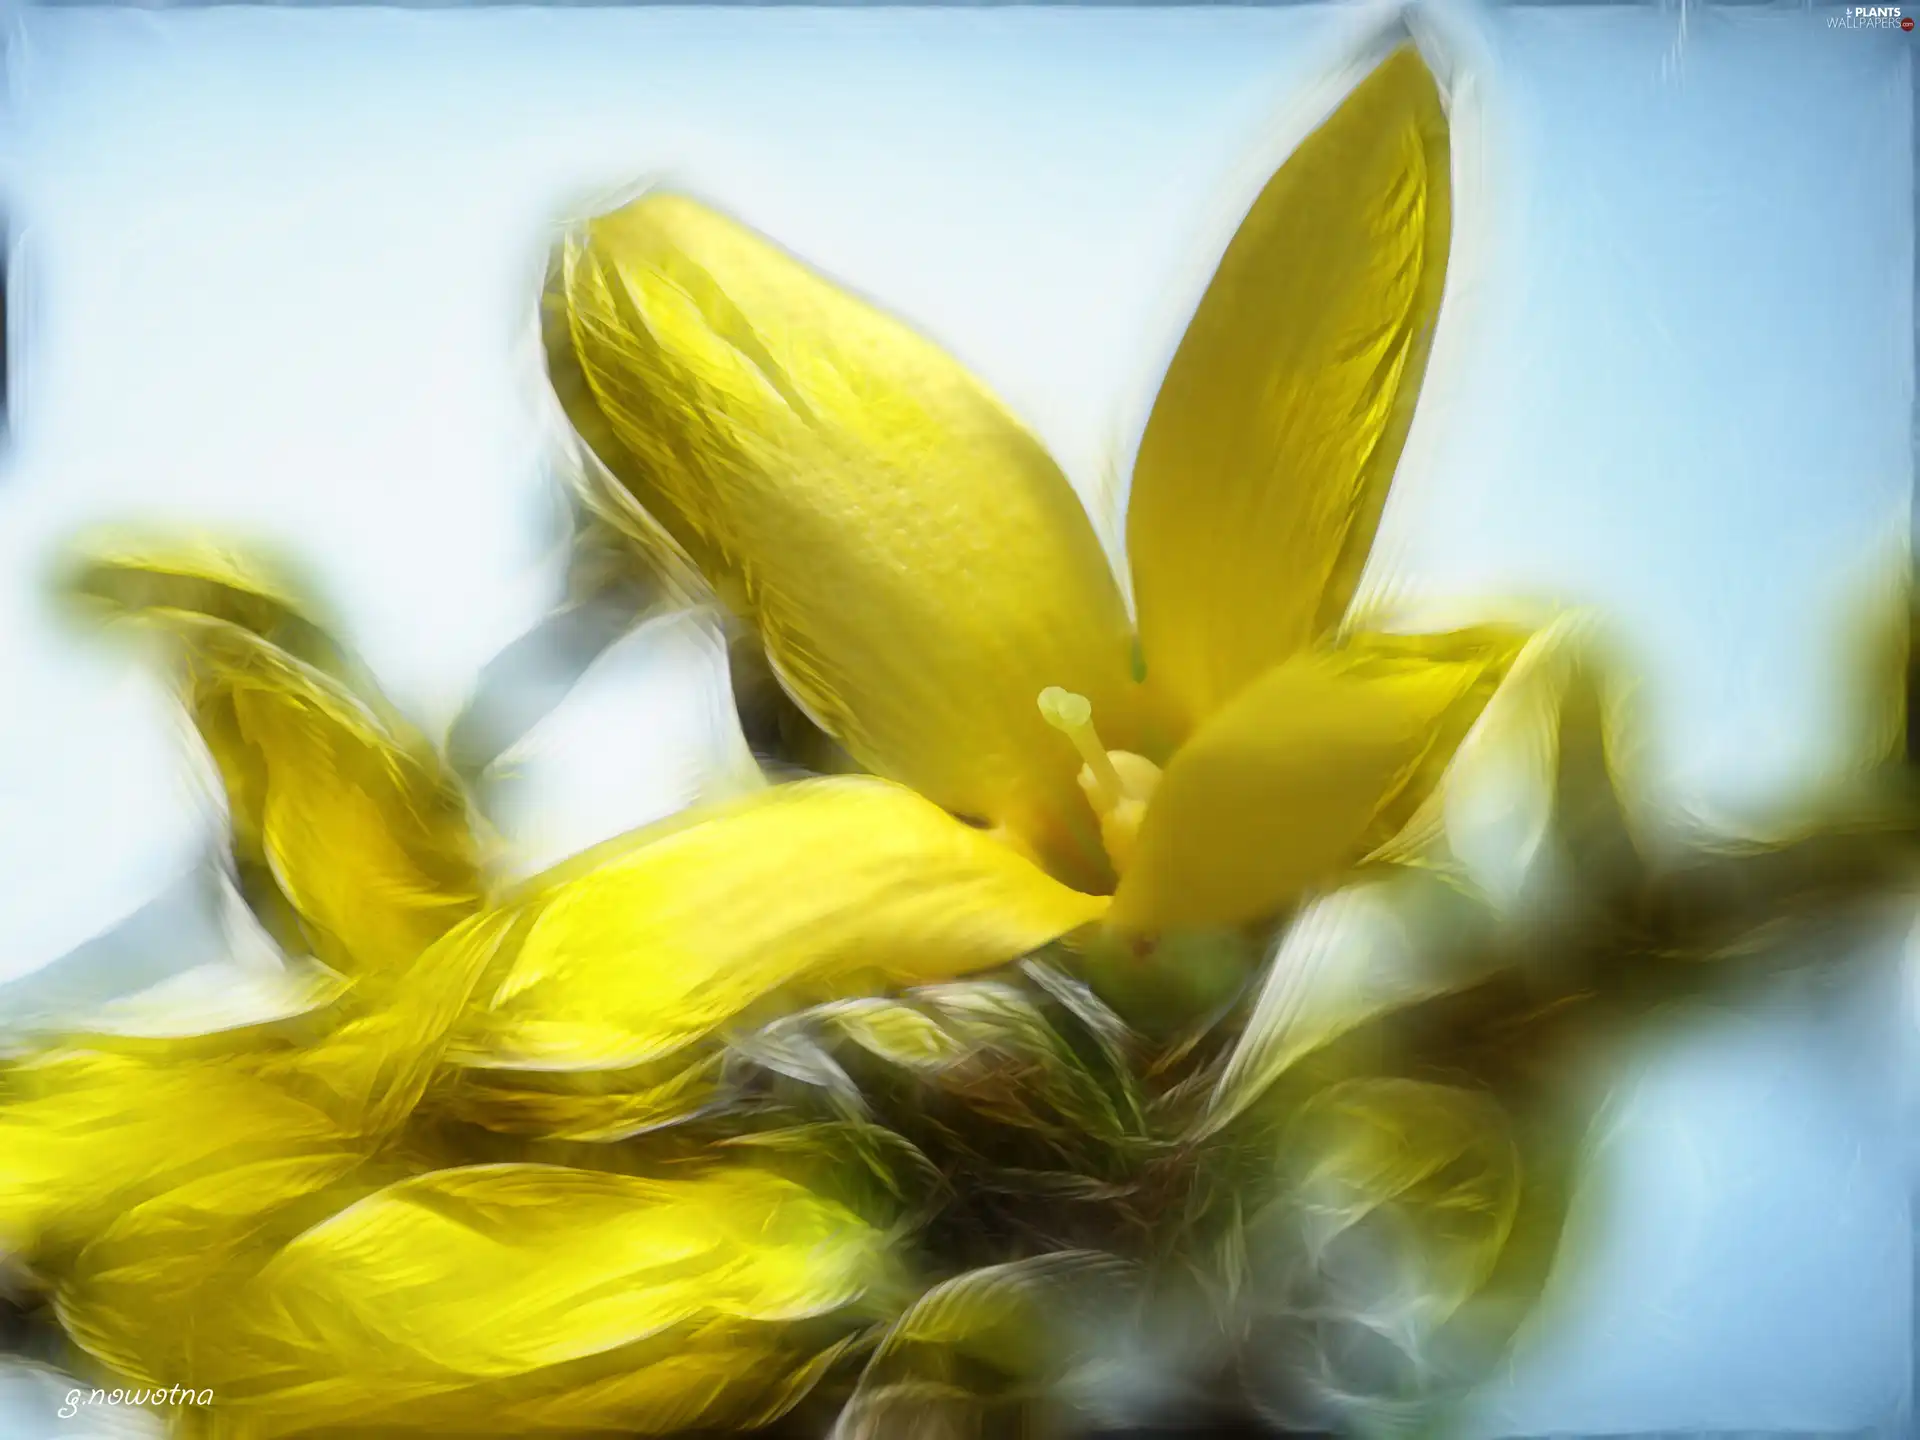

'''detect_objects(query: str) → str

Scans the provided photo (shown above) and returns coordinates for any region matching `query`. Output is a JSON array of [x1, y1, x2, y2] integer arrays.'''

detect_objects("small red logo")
[[1906, 16, 1916, 29]]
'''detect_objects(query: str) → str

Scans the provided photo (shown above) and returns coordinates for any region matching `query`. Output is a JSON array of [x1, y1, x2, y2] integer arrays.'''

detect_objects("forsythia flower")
[[0, 40, 1608, 1440], [59, 1162, 895, 1437], [465, 44, 1524, 1074]]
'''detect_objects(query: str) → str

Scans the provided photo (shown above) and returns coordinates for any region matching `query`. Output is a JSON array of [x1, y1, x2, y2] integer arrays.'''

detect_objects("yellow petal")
[[1441, 615, 1642, 912], [434, 1052, 725, 1141], [1127, 46, 1453, 733], [60, 535, 485, 976], [480, 1336, 847, 1436], [548, 192, 1141, 883], [5, 915, 508, 1285], [1337, 624, 1533, 857], [205, 1331, 842, 1438], [177, 618, 483, 977], [454, 777, 1107, 1070], [57, 1151, 368, 1387], [1201, 869, 1503, 1137], [251, 1165, 882, 1369], [58, 1164, 881, 1437], [179, 1164, 887, 1435], [806, 983, 1137, 1146], [0, 1049, 344, 1263], [1109, 631, 1518, 933], [263, 906, 521, 1136], [821, 998, 970, 1073], [56, 527, 353, 682]]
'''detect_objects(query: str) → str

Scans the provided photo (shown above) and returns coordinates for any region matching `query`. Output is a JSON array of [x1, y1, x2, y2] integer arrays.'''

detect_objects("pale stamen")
[[1038, 686, 1162, 876], [1037, 686, 1124, 808]]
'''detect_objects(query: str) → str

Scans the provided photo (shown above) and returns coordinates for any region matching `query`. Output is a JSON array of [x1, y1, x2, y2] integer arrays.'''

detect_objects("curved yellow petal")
[[1336, 624, 1533, 856], [57, 1151, 368, 1387], [1127, 46, 1453, 733], [264, 906, 520, 1136], [3, 915, 510, 1266], [547, 192, 1141, 884], [237, 1165, 884, 1375], [171, 618, 482, 977], [59, 535, 485, 976], [435, 1053, 725, 1142], [56, 527, 353, 683], [453, 777, 1107, 1071], [60, 1164, 883, 1438], [1109, 630, 1519, 934], [1441, 615, 1643, 912], [199, 1165, 881, 1434], [0, 1049, 344, 1263]]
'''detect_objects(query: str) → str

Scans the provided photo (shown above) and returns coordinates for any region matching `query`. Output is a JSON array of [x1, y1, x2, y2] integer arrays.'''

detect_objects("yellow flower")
[[57, 1160, 892, 1436], [525, 42, 1517, 1007], [2, 45, 1560, 1439], [9, 536, 504, 1260], [58, 530, 486, 980]]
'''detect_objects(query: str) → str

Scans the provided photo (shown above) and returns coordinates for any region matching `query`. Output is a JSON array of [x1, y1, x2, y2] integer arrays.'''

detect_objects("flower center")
[[1037, 687, 1161, 876]]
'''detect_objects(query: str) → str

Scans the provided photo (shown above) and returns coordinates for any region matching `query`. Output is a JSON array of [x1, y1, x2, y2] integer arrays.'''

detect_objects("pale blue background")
[[0, 3, 1910, 1435]]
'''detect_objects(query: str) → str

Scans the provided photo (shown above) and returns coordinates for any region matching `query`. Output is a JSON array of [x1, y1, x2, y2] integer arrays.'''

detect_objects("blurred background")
[[0, 0, 1910, 1434]]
